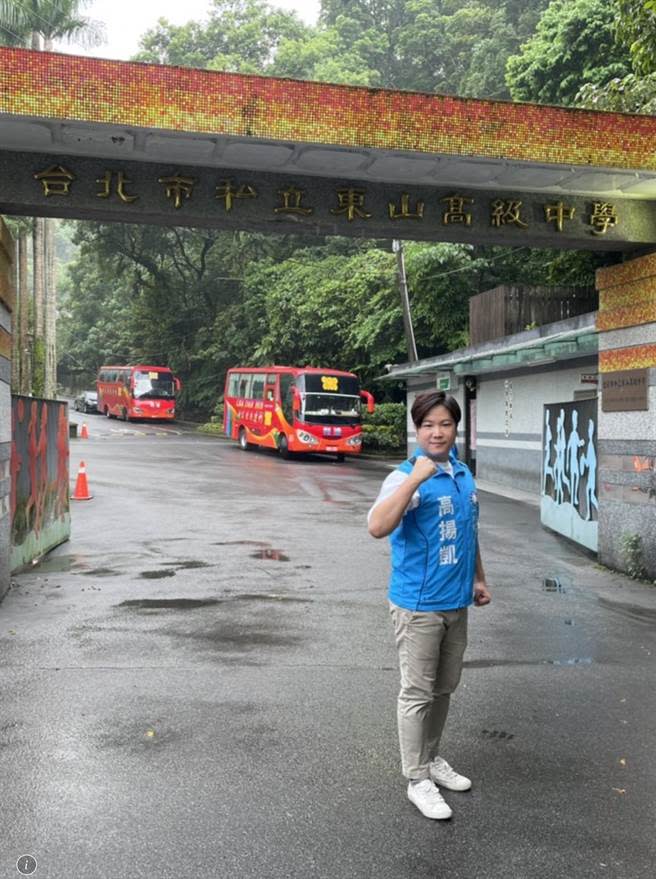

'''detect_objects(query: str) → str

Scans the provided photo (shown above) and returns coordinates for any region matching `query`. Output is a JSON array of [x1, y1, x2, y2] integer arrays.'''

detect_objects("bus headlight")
[[346, 435, 362, 446], [296, 430, 319, 445]]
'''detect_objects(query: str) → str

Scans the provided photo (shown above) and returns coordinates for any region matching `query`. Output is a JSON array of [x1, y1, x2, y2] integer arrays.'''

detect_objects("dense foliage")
[[57, 0, 634, 416], [505, 0, 631, 106]]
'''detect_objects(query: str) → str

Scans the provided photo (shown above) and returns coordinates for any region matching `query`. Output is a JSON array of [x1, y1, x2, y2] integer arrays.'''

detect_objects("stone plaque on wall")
[[601, 368, 648, 412]]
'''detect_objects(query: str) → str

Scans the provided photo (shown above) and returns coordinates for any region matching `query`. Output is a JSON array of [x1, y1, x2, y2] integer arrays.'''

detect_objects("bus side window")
[[239, 374, 252, 398], [280, 375, 294, 423], [251, 376, 265, 400], [265, 375, 277, 401], [228, 373, 240, 397]]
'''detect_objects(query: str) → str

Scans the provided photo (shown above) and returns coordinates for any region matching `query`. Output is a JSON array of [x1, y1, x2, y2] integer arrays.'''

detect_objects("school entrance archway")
[[1, 46, 655, 594]]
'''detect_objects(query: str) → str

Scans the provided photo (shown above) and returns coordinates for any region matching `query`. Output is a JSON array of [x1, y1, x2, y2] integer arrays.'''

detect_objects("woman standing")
[[368, 391, 491, 820]]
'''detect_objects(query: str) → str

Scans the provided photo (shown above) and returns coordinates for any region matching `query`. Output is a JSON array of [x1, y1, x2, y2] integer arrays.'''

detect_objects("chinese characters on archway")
[[32, 164, 619, 236]]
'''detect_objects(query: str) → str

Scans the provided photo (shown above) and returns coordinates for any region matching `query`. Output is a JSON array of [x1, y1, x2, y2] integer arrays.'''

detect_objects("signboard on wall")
[[541, 398, 597, 552], [601, 368, 648, 411], [436, 373, 451, 391]]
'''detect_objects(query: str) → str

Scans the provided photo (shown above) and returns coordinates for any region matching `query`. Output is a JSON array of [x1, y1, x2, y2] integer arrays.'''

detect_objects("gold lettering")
[[441, 195, 473, 226], [158, 174, 196, 209], [388, 193, 424, 220], [589, 202, 618, 235], [215, 180, 257, 211], [274, 186, 313, 216], [490, 199, 527, 229], [331, 188, 372, 222], [544, 201, 575, 232], [34, 165, 74, 197]]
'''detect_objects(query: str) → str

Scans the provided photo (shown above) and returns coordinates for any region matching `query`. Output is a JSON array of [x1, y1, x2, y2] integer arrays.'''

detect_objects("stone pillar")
[[0, 219, 14, 601], [596, 254, 656, 579]]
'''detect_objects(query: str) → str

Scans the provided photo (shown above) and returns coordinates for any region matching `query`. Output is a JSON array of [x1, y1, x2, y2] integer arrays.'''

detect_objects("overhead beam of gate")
[[1, 47, 656, 248]]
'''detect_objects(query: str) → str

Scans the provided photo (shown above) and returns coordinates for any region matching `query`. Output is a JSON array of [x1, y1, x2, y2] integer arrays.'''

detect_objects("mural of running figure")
[[566, 410, 586, 508], [541, 399, 598, 551], [579, 418, 599, 522]]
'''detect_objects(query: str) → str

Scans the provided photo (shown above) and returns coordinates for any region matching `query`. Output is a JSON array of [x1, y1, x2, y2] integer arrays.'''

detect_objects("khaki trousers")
[[390, 603, 468, 780]]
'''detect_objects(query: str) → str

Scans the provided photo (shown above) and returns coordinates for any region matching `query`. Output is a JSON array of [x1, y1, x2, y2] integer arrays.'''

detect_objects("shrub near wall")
[[362, 402, 407, 453]]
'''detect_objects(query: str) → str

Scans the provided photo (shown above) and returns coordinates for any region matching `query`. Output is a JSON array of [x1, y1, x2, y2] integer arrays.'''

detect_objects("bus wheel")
[[238, 427, 249, 451], [336, 453, 345, 463], [278, 435, 291, 459], [121, 408, 129, 422]]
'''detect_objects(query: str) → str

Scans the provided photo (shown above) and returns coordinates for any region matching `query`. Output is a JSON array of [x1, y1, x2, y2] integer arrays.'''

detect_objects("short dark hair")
[[411, 391, 461, 429]]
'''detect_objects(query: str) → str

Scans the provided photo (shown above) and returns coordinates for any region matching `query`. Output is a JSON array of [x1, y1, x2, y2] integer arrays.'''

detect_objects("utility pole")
[[392, 239, 418, 363]]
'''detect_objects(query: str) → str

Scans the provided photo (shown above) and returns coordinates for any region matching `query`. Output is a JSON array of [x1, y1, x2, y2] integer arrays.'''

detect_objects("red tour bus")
[[97, 364, 181, 421], [223, 366, 375, 460]]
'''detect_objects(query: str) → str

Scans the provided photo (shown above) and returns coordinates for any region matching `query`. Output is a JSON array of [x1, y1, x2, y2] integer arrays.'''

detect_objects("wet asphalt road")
[[1, 411, 655, 879]]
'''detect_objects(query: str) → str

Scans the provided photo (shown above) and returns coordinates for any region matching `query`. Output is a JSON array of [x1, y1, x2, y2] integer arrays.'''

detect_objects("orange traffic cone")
[[71, 460, 93, 500], [80, 422, 89, 439]]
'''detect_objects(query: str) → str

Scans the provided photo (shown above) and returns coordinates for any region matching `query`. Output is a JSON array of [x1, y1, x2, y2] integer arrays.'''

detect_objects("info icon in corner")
[[16, 855, 37, 876]]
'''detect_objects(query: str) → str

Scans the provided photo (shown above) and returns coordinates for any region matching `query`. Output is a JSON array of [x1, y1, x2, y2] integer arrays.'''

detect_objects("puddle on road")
[[171, 622, 301, 650], [30, 554, 89, 574], [118, 593, 311, 610], [542, 577, 567, 593], [250, 549, 289, 561], [139, 570, 176, 580], [120, 598, 219, 609], [213, 540, 270, 547], [161, 561, 211, 570], [227, 593, 311, 604], [81, 568, 119, 578], [465, 657, 594, 669]]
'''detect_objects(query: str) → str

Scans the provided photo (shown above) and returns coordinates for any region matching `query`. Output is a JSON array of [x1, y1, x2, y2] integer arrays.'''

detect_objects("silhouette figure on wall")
[[566, 409, 585, 507], [553, 408, 570, 504], [543, 408, 553, 493], [579, 418, 598, 521]]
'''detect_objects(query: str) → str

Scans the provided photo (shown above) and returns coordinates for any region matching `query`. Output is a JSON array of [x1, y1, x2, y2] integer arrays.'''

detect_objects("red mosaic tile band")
[[3, 47, 656, 171], [599, 343, 656, 372], [597, 301, 656, 332], [596, 252, 656, 291], [597, 253, 656, 331], [597, 277, 656, 331]]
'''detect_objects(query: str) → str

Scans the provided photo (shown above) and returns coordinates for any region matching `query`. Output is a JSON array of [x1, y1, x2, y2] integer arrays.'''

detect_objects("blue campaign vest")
[[388, 448, 479, 612]]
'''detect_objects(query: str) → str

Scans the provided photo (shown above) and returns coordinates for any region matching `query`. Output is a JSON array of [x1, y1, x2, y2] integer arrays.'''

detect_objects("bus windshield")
[[302, 393, 361, 425], [133, 370, 175, 400]]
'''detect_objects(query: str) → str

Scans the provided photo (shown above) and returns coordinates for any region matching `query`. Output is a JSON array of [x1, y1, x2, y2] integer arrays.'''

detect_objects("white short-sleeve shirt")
[[367, 459, 453, 523]]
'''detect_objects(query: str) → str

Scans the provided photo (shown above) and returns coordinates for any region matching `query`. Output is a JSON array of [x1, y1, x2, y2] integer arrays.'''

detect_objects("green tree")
[[275, 0, 550, 98], [575, 0, 656, 113], [506, 0, 631, 106], [616, 0, 656, 75], [136, 0, 307, 73]]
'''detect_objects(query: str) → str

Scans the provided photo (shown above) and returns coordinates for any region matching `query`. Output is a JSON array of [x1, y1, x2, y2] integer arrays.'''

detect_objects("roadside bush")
[[362, 402, 406, 452], [212, 401, 224, 424]]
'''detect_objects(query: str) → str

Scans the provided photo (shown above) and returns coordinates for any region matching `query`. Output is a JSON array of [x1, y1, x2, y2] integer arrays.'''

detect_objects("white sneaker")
[[429, 757, 472, 791], [407, 779, 453, 820]]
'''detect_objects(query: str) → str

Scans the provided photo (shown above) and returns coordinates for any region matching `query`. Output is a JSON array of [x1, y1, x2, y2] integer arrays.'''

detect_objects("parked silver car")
[[73, 390, 98, 413]]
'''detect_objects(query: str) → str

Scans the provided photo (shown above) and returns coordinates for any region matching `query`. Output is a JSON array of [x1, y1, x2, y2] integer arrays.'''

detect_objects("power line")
[[414, 246, 529, 284]]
